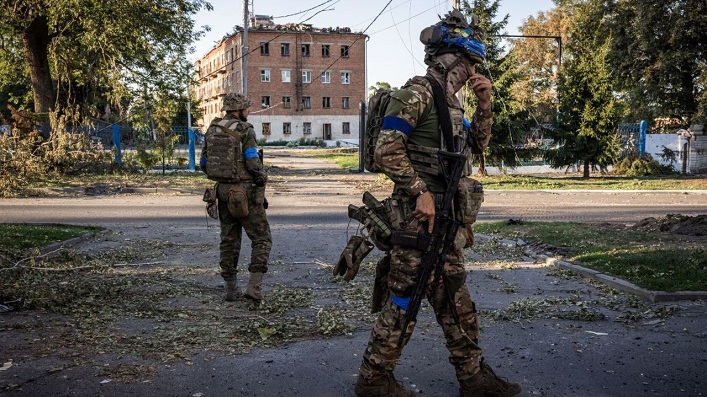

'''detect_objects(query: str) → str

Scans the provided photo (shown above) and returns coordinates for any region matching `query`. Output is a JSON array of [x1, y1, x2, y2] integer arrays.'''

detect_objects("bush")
[[135, 150, 160, 173], [613, 154, 675, 176]]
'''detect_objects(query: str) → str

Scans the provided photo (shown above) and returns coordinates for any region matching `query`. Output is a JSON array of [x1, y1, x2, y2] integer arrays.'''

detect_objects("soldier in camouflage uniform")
[[200, 93, 271, 302], [354, 10, 521, 397]]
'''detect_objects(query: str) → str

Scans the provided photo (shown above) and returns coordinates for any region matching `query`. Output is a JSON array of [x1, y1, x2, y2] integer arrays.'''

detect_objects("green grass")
[[476, 174, 707, 191], [474, 221, 707, 292], [0, 224, 103, 250]]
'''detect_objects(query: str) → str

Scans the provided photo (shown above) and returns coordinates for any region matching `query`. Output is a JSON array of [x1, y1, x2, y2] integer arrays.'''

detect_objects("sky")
[[189, 0, 556, 89]]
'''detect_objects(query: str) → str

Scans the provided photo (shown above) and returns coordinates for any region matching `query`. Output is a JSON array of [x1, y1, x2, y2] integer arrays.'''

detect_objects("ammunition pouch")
[[203, 187, 219, 219], [456, 177, 484, 248], [227, 184, 249, 218], [371, 255, 391, 313], [456, 177, 484, 224]]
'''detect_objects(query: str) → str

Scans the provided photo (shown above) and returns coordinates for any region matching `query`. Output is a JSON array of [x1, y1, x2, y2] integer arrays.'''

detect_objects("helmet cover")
[[221, 93, 253, 112], [420, 9, 486, 65]]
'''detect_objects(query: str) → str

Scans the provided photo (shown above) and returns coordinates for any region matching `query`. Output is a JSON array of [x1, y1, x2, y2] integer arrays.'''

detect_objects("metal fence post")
[[112, 124, 122, 165], [639, 120, 647, 157], [188, 128, 196, 171]]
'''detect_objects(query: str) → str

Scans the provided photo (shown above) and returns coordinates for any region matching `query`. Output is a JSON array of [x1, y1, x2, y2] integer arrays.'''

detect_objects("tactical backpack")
[[205, 118, 243, 182], [363, 88, 393, 173]]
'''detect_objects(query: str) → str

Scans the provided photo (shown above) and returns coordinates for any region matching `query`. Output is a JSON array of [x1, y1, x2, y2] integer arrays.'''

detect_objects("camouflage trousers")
[[217, 182, 272, 279], [359, 222, 482, 383]]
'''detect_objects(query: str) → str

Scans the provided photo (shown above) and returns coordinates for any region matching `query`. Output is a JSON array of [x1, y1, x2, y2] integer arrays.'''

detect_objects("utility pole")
[[242, 0, 249, 96]]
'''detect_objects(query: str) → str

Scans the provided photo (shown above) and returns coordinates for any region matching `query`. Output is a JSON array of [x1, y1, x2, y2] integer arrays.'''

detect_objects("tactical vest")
[[205, 118, 252, 183], [402, 77, 470, 188]]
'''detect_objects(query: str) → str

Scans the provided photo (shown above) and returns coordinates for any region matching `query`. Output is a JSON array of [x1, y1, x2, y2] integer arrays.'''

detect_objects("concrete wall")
[[645, 133, 707, 174]]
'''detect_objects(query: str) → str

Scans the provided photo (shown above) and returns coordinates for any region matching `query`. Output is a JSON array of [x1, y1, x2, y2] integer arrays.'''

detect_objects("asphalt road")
[[1, 156, 706, 397]]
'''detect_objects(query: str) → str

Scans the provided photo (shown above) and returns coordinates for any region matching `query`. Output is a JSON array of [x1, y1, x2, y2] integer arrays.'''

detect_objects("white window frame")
[[261, 69, 271, 82], [281, 69, 291, 83], [321, 71, 331, 84], [340, 71, 350, 84], [302, 70, 312, 84]]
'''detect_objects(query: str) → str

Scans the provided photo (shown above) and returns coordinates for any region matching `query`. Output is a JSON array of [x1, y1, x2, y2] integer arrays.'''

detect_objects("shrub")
[[613, 154, 675, 176]]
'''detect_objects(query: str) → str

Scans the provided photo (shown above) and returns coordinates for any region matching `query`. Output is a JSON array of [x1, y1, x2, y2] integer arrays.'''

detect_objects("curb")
[[38, 229, 109, 254], [118, 187, 200, 194], [547, 257, 707, 302]]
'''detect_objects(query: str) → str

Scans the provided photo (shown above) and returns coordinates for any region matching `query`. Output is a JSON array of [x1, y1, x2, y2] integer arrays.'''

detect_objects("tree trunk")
[[476, 154, 487, 177], [583, 161, 590, 178], [21, 15, 55, 114]]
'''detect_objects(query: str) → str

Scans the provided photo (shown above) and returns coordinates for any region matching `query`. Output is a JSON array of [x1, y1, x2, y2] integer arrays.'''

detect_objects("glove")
[[263, 197, 269, 209], [333, 235, 373, 281]]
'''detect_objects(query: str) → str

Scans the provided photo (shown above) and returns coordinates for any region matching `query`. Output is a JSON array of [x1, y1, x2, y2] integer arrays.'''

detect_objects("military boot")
[[224, 278, 240, 302], [459, 358, 521, 397], [354, 372, 416, 397], [243, 272, 264, 301]]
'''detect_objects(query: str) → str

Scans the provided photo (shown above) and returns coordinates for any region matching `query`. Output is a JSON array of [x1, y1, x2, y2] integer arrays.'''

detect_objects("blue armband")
[[244, 147, 259, 159], [392, 295, 411, 311], [463, 117, 471, 129], [199, 156, 206, 168], [381, 116, 414, 137]]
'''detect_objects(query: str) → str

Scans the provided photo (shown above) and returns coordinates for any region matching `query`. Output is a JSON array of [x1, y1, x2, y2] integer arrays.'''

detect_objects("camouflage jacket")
[[374, 75, 493, 195]]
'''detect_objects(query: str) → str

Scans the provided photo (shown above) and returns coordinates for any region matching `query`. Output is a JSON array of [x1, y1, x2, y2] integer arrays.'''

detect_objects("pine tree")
[[462, 0, 532, 175], [546, 1, 622, 178]]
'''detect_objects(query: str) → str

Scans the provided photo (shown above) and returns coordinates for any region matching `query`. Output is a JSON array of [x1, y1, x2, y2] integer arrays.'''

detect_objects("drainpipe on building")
[[242, 0, 249, 96]]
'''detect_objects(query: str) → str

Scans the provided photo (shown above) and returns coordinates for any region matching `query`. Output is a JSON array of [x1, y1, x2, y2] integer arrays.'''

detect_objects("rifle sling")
[[423, 75, 455, 153]]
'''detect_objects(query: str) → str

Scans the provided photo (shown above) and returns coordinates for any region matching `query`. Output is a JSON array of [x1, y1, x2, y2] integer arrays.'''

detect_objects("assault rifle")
[[397, 146, 469, 347]]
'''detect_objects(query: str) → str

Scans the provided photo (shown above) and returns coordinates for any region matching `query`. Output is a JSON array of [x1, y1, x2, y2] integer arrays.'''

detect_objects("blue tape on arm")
[[391, 295, 411, 311], [244, 147, 259, 159], [199, 156, 206, 168], [463, 117, 471, 129], [382, 116, 414, 137]]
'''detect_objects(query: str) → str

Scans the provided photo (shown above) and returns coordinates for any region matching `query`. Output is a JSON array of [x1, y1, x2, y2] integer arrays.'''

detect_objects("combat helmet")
[[221, 93, 253, 112], [420, 9, 486, 68]]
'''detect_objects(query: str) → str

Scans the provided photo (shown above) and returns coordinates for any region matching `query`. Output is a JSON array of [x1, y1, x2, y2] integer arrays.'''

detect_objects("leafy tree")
[[606, 0, 707, 124], [0, 0, 212, 122], [368, 82, 398, 98], [545, 0, 622, 178], [510, 5, 570, 124], [462, 0, 532, 175]]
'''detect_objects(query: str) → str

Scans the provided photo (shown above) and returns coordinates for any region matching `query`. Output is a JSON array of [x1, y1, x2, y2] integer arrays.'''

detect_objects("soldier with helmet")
[[200, 93, 271, 303], [354, 10, 521, 397]]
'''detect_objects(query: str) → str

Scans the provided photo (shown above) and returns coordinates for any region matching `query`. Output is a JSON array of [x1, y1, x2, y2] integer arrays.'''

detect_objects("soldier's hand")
[[413, 191, 435, 233], [469, 73, 492, 109]]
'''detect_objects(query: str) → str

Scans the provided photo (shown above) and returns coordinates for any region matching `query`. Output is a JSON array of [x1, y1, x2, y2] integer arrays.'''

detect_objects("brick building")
[[195, 16, 367, 143]]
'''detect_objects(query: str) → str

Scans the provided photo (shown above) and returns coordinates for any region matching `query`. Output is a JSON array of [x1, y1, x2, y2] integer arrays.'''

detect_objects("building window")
[[342, 97, 350, 109], [303, 122, 312, 134], [301, 43, 310, 57], [261, 69, 271, 82], [302, 96, 311, 109], [322, 44, 330, 57], [341, 71, 350, 84], [262, 122, 271, 135], [343, 122, 351, 134], [302, 70, 312, 84], [281, 69, 291, 83], [261, 96, 270, 108], [283, 96, 291, 109], [322, 97, 331, 108], [283, 122, 291, 135], [281, 43, 290, 56], [260, 42, 269, 55], [321, 71, 330, 84], [341, 45, 349, 57]]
